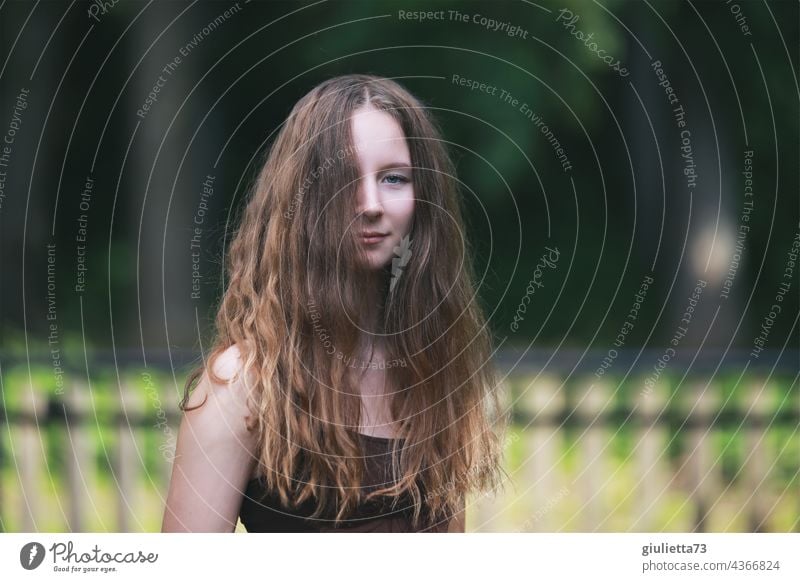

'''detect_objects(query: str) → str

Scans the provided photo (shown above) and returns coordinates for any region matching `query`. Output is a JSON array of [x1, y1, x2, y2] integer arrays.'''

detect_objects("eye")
[[383, 173, 410, 185]]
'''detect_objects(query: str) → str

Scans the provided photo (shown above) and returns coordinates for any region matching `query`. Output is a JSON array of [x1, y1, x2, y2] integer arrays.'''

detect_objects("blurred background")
[[0, 0, 797, 533]]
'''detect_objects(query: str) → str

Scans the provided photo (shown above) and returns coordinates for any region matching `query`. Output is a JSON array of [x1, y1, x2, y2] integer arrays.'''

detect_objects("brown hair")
[[181, 73, 509, 528]]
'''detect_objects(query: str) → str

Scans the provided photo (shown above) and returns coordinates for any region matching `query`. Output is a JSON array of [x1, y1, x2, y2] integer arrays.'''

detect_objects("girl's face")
[[350, 105, 415, 270]]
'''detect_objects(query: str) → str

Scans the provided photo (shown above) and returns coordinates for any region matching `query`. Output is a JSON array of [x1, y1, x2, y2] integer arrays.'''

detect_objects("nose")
[[356, 173, 384, 219]]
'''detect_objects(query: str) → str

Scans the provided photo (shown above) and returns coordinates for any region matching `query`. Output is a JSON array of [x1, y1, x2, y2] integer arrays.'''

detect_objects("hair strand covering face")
[[181, 74, 510, 529]]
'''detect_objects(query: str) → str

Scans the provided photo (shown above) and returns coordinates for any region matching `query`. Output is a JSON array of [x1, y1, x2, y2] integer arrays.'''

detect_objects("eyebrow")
[[375, 162, 412, 172]]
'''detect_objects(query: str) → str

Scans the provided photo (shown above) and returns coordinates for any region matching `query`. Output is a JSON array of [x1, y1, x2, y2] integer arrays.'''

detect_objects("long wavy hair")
[[181, 74, 508, 529]]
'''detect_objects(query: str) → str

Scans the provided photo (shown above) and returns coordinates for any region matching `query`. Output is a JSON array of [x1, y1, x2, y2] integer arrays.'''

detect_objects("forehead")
[[349, 106, 410, 161]]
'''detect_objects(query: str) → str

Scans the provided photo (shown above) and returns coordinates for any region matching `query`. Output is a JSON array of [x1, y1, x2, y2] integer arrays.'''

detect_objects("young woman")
[[162, 74, 508, 533]]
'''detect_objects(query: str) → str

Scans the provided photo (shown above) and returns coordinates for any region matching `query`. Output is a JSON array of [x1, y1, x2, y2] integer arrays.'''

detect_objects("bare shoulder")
[[185, 343, 258, 439], [163, 343, 260, 532], [211, 343, 251, 381]]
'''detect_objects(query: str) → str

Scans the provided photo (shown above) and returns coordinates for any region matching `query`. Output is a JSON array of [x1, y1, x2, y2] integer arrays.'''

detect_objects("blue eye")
[[384, 174, 409, 185]]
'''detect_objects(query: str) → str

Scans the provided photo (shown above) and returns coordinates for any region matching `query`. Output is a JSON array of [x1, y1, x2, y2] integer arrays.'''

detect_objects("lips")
[[360, 231, 388, 244]]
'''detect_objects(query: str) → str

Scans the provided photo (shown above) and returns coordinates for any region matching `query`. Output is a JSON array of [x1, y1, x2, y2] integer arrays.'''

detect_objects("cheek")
[[385, 195, 415, 231]]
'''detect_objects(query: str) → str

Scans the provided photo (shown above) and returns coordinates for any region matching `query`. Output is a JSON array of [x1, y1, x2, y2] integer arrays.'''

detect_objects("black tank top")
[[238, 432, 450, 532]]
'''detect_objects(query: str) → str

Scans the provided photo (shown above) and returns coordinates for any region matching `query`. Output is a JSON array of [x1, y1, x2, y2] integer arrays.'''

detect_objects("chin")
[[358, 249, 393, 271], [363, 256, 391, 270]]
